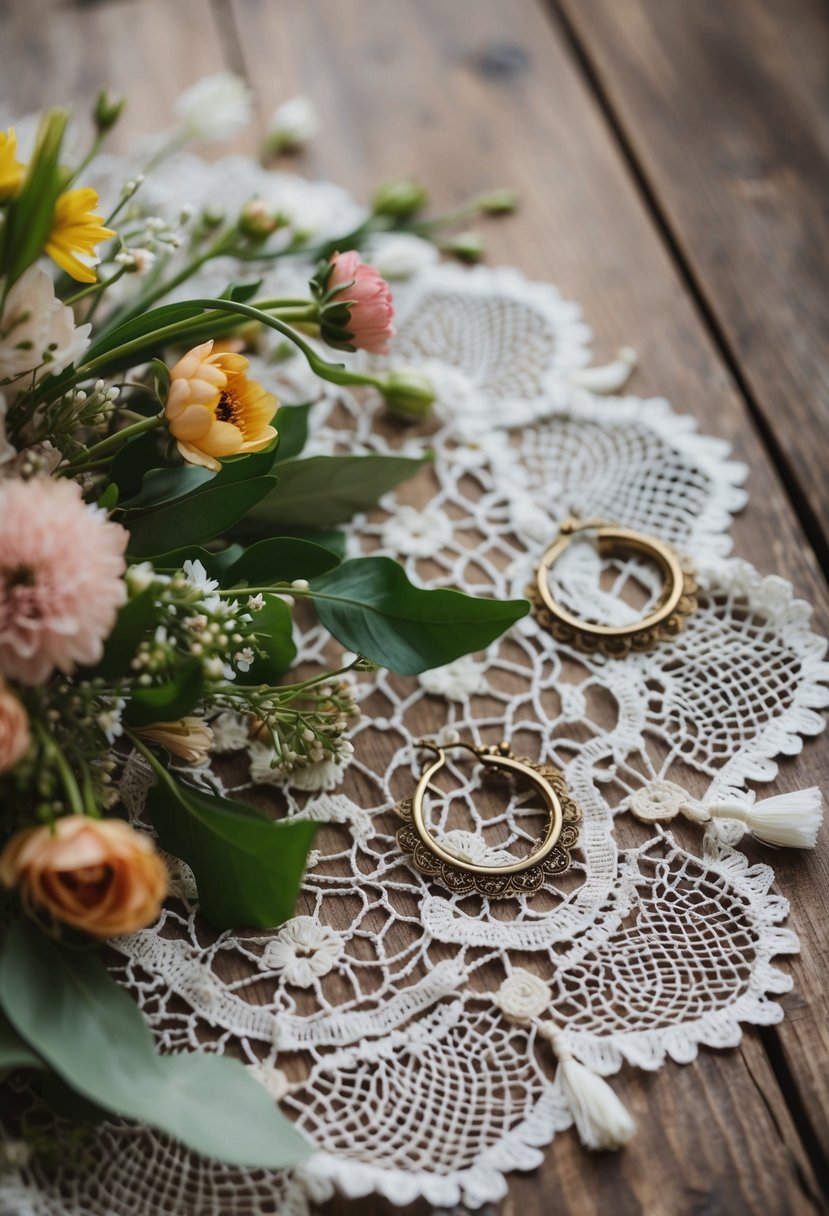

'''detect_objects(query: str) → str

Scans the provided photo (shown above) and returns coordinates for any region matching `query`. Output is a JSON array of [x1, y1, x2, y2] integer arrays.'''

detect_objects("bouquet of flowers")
[[0, 83, 525, 1167]]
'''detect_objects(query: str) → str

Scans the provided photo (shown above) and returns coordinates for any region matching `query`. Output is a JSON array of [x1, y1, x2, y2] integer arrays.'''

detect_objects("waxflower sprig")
[[0, 79, 526, 1171]]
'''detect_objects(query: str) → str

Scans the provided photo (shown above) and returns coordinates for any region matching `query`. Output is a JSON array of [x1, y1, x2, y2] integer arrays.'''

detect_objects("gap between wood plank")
[[546, 0, 829, 584], [544, 0, 829, 1198]]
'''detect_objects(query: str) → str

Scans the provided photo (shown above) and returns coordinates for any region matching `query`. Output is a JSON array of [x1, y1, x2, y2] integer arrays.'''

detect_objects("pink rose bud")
[[325, 251, 395, 355]]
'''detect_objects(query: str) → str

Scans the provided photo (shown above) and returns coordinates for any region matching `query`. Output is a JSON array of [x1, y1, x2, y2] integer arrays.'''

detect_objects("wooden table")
[[2, 1, 828, 1212]]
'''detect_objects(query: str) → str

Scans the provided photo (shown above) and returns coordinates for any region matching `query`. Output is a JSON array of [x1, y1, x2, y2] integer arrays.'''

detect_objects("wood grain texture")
[[0, 0, 827, 1209], [230, 1, 829, 1209], [553, 0, 829, 568]]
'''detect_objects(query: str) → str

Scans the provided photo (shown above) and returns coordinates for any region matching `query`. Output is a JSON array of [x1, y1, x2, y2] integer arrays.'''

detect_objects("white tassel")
[[538, 1021, 635, 1151], [704, 788, 823, 849], [569, 346, 637, 394]]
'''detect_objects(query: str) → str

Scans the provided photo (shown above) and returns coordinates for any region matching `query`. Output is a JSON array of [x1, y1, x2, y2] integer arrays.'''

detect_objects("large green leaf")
[[241, 593, 297, 682], [246, 454, 425, 528], [85, 586, 157, 680], [126, 477, 275, 557], [109, 432, 167, 499], [272, 403, 311, 463], [124, 658, 205, 727], [145, 765, 317, 929], [120, 465, 215, 511], [0, 921, 310, 1168], [150, 544, 245, 582], [225, 537, 340, 586], [0, 1008, 45, 1074], [309, 556, 529, 674]]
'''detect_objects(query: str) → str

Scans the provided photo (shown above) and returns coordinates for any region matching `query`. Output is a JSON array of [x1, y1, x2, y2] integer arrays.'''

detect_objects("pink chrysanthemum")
[[0, 478, 128, 685]]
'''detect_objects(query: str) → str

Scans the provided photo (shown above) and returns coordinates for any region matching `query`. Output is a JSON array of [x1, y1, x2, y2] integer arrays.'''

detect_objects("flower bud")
[[94, 88, 125, 134], [442, 230, 485, 263], [371, 178, 429, 220], [379, 370, 436, 422], [477, 188, 519, 215], [239, 198, 280, 241]]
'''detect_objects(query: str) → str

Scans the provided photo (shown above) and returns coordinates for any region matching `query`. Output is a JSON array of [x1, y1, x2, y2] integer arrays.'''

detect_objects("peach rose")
[[0, 682, 30, 773], [0, 816, 168, 938]]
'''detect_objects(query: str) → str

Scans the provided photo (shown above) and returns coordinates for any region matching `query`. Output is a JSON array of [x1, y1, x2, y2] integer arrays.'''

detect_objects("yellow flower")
[[44, 187, 115, 283], [0, 128, 25, 202], [165, 340, 278, 471]]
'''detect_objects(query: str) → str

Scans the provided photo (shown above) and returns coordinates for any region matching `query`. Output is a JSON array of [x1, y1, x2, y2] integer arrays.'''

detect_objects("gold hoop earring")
[[527, 517, 698, 657], [394, 739, 580, 897]]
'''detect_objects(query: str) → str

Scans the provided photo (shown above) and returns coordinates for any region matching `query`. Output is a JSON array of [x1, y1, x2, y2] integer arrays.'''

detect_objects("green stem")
[[64, 266, 126, 307], [65, 413, 164, 467], [35, 724, 85, 817]]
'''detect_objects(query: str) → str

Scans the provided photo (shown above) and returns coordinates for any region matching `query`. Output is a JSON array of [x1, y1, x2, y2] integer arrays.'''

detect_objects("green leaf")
[[0, 920, 310, 1168], [2, 110, 67, 284], [309, 556, 529, 675], [85, 300, 206, 363], [97, 482, 119, 511], [109, 431, 166, 499], [85, 586, 157, 680], [120, 465, 215, 511], [246, 454, 425, 528], [144, 764, 318, 928], [220, 280, 263, 303], [243, 594, 296, 682], [126, 477, 276, 557], [0, 1008, 45, 1074], [225, 537, 340, 586], [150, 544, 245, 582], [124, 658, 204, 726], [272, 403, 311, 463], [283, 529, 347, 559]]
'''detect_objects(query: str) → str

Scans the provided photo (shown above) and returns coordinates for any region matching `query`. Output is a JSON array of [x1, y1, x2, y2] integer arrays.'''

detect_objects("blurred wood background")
[[1, 0, 828, 1213]]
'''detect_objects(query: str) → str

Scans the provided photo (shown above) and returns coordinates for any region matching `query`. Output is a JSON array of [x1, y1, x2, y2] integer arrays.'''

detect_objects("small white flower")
[[96, 697, 125, 744], [182, 558, 219, 596], [368, 233, 439, 280], [174, 71, 253, 142], [267, 94, 320, 149], [210, 710, 250, 753], [286, 756, 350, 792], [203, 656, 226, 680], [247, 593, 265, 612], [419, 655, 486, 702], [261, 916, 345, 988], [0, 1139, 32, 1168], [492, 969, 552, 1025], [234, 646, 255, 673], [0, 267, 90, 389], [381, 504, 452, 558]]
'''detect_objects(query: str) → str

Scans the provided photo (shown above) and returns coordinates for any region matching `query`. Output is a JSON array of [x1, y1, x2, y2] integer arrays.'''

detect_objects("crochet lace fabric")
[[3, 155, 826, 1215]]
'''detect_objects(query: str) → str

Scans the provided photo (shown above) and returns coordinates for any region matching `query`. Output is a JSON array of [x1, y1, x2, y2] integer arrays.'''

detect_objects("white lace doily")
[[4, 154, 827, 1215]]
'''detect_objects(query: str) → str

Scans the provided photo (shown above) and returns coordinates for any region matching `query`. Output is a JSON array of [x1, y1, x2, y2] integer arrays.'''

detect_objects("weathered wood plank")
[[0, 0, 232, 154], [553, 0, 829, 566], [228, 1, 829, 1211]]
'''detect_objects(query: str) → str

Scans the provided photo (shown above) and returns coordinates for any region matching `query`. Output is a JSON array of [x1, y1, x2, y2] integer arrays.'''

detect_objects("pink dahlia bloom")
[[0, 478, 128, 684], [328, 251, 395, 354]]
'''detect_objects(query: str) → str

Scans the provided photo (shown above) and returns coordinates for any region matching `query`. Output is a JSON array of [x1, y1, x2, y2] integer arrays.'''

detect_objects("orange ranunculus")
[[165, 340, 278, 472], [0, 815, 168, 938]]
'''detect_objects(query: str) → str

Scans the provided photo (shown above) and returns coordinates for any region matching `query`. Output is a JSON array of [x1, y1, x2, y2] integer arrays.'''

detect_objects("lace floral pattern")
[[2, 153, 826, 1214]]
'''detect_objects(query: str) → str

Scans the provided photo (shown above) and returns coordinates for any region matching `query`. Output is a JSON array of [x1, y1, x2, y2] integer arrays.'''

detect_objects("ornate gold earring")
[[394, 739, 581, 897], [527, 517, 698, 657]]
